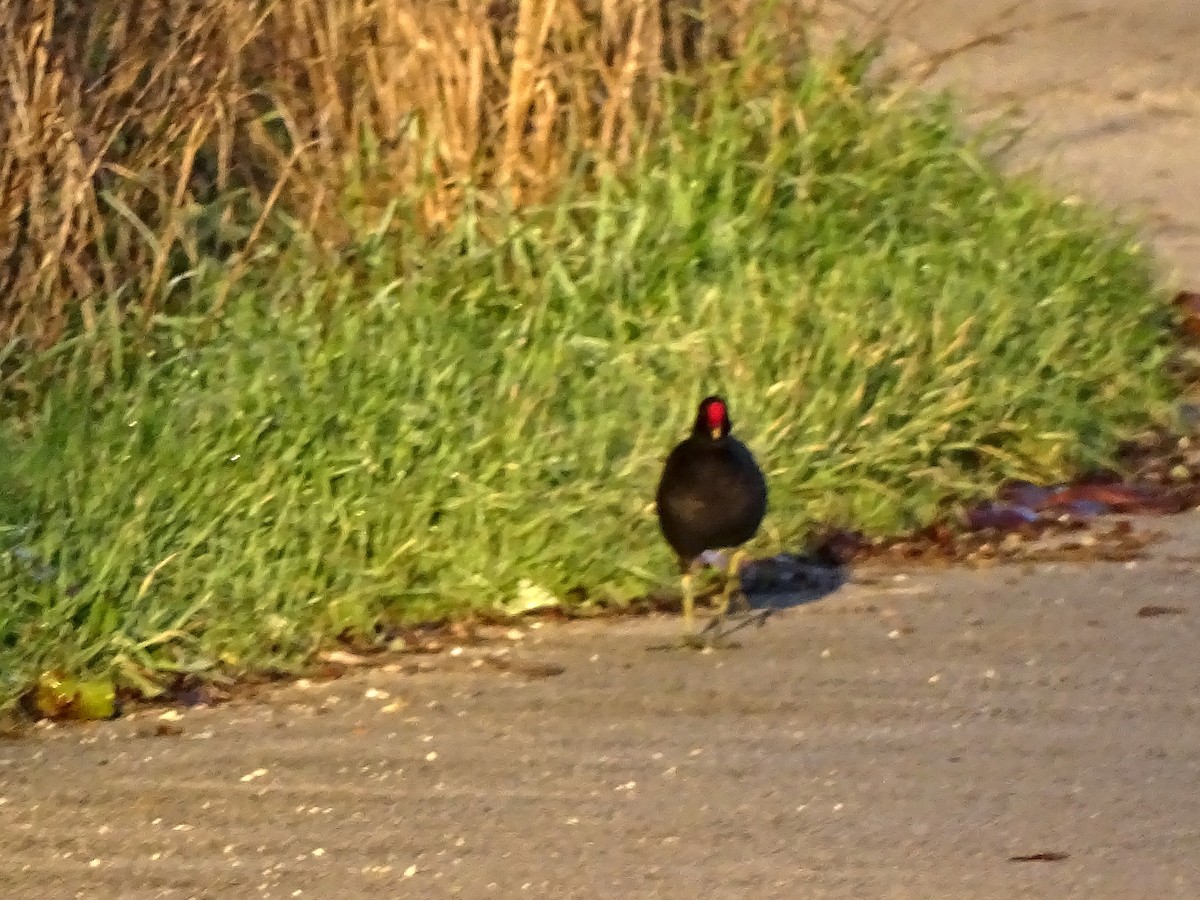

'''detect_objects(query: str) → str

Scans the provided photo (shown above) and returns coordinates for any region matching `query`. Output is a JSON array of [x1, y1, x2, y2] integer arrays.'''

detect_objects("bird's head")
[[693, 395, 732, 441]]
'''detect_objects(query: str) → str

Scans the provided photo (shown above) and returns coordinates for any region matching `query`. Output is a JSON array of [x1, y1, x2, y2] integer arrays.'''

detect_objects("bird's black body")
[[655, 396, 768, 568]]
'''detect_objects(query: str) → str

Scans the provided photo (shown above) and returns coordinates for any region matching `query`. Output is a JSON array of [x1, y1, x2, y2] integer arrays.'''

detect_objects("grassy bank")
[[0, 51, 1175, 710]]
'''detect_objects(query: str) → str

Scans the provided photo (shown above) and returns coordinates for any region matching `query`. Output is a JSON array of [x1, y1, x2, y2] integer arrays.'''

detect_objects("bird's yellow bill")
[[710, 427, 721, 439]]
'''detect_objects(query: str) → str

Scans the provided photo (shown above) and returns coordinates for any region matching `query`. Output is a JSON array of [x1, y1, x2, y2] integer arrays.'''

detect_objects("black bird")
[[655, 395, 768, 645]]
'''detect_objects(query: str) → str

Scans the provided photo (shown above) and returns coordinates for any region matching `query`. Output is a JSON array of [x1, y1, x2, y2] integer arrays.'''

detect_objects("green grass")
[[0, 55, 1176, 708]]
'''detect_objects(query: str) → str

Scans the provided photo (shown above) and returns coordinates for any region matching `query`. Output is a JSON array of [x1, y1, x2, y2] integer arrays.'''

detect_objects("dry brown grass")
[[0, 0, 814, 349]]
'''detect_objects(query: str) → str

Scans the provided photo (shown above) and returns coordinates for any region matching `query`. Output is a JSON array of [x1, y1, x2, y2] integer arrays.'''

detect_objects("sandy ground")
[[821, 0, 1200, 280], [4, 2, 1200, 898]]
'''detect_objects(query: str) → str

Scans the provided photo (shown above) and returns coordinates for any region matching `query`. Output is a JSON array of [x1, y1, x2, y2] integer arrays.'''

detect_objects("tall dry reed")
[[0, 0, 811, 349]]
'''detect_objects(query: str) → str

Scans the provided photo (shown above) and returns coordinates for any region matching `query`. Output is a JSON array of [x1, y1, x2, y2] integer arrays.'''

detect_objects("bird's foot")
[[689, 630, 742, 650], [697, 598, 773, 645], [696, 615, 743, 649], [680, 631, 708, 650], [647, 631, 741, 652], [698, 632, 742, 651]]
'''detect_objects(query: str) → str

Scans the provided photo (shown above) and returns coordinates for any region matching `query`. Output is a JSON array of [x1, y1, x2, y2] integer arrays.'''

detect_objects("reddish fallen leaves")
[[481, 657, 566, 679], [1009, 851, 1070, 863], [135, 721, 186, 739], [808, 423, 1200, 571], [808, 513, 1155, 572], [1174, 290, 1200, 341], [965, 481, 1174, 533], [985, 473, 1197, 523], [1137, 605, 1186, 618], [964, 502, 1041, 532]]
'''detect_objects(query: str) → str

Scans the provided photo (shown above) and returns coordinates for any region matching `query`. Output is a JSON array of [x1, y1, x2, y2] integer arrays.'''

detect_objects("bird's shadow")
[[699, 551, 849, 642]]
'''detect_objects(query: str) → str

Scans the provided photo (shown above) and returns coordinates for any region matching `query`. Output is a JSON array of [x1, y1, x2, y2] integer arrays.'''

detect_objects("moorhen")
[[655, 395, 768, 646]]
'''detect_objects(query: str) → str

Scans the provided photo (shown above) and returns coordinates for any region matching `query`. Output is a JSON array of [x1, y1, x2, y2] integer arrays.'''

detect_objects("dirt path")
[[4, 3, 1200, 898], [6, 520, 1200, 899], [820, 0, 1200, 280]]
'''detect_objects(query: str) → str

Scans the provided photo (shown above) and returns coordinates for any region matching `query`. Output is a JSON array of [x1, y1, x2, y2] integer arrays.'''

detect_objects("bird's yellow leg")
[[679, 571, 706, 647], [710, 549, 749, 624], [680, 571, 696, 633], [648, 567, 708, 652]]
